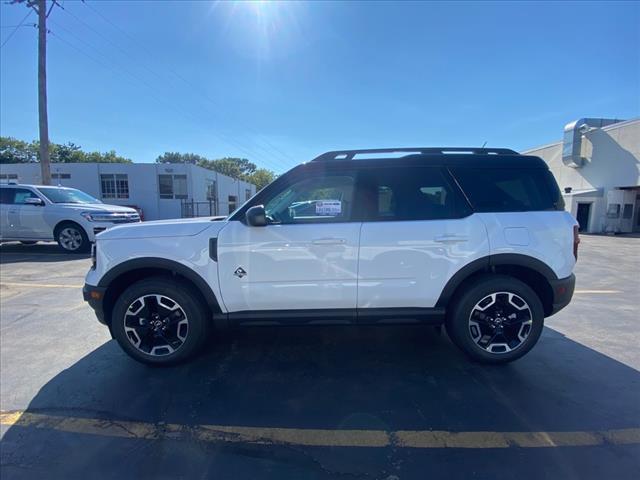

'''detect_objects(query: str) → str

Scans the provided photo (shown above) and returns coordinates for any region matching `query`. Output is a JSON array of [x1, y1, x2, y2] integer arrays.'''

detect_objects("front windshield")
[[37, 187, 101, 204]]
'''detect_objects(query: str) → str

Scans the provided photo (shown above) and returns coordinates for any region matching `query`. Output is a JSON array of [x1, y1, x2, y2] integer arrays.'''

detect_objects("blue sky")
[[1, 1, 638, 173]]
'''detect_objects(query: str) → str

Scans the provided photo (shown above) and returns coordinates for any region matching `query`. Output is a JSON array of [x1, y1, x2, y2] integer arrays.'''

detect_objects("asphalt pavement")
[[0, 235, 638, 479]]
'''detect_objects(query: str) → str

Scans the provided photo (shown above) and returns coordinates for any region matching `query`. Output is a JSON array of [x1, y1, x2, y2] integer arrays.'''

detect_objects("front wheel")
[[445, 275, 544, 364], [111, 277, 210, 366], [55, 222, 90, 253]]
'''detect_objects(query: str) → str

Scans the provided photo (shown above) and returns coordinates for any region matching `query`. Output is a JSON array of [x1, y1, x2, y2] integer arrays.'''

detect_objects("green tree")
[[156, 152, 206, 165], [246, 168, 277, 190], [0, 136, 131, 164], [0, 137, 38, 163]]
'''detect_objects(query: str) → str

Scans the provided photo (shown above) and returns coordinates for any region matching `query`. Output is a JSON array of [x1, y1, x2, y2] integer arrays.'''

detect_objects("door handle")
[[434, 235, 469, 243], [312, 237, 346, 245]]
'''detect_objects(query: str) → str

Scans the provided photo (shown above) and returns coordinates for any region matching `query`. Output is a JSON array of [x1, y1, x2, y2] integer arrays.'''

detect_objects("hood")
[[55, 203, 137, 213], [97, 216, 228, 240]]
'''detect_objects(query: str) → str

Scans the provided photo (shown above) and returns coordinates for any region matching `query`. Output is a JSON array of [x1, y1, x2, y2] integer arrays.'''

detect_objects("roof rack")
[[311, 147, 519, 162]]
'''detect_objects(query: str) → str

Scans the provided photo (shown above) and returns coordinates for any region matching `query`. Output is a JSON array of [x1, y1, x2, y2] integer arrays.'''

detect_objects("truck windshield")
[[37, 187, 102, 204]]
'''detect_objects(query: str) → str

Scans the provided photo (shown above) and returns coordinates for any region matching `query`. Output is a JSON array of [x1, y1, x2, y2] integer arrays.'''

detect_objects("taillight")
[[573, 225, 580, 260]]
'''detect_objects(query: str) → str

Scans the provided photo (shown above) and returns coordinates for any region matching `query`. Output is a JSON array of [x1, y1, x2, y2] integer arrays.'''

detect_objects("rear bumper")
[[549, 273, 575, 316], [83, 283, 107, 325]]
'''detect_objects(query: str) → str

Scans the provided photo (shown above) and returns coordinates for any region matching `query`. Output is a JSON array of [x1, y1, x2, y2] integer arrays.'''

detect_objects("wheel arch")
[[436, 254, 558, 317], [98, 257, 222, 328]]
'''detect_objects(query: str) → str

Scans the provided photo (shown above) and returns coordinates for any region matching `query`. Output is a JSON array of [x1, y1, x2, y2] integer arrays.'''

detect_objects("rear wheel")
[[111, 277, 210, 366], [445, 275, 544, 364], [55, 222, 90, 253]]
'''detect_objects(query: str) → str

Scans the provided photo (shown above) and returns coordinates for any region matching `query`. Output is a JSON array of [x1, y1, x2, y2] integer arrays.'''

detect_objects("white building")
[[524, 118, 640, 233], [0, 162, 257, 221]]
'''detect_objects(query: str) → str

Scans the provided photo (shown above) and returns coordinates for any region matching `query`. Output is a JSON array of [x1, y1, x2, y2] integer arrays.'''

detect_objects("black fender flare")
[[98, 257, 221, 314], [435, 253, 558, 308]]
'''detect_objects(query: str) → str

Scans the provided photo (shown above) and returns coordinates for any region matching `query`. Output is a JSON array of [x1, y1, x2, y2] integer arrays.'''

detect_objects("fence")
[[181, 199, 218, 218]]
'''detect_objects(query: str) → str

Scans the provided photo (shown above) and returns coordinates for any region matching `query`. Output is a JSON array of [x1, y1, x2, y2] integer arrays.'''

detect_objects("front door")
[[576, 202, 591, 232], [217, 170, 360, 315]]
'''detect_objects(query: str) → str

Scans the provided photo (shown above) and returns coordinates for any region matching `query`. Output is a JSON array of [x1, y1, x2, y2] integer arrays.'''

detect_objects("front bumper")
[[549, 273, 576, 316], [83, 283, 107, 325]]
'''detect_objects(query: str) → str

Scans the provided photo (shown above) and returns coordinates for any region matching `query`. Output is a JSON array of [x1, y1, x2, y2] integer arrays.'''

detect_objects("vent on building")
[[562, 118, 622, 168]]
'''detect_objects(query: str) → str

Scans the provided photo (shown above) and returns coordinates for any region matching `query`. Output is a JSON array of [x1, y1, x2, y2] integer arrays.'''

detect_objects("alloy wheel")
[[58, 227, 83, 251], [124, 294, 189, 357], [468, 291, 533, 354]]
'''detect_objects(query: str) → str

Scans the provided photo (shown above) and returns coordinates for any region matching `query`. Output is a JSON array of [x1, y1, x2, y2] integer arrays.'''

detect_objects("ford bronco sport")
[[83, 147, 577, 365]]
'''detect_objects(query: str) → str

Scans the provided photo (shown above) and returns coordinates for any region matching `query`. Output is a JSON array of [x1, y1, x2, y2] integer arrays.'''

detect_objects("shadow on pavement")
[[1, 326, 639, 479], [0, 242, 89, 264]]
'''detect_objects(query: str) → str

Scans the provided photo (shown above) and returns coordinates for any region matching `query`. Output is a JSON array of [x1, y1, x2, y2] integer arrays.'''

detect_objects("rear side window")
[[358, 167, 471, 221], [451, 168, 564, 212], [0, 188, 13, 204]]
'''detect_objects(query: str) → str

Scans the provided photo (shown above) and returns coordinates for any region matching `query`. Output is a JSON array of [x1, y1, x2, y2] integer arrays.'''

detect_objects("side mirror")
[[24, 197, 44, 206], [246, 205, 267, 227]]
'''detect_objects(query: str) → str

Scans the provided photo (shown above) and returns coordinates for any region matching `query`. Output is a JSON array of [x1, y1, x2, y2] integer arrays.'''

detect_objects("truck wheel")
[[111, 277, 209, 366], [445, 275, 544, 364], [55, 222, 90, 253]]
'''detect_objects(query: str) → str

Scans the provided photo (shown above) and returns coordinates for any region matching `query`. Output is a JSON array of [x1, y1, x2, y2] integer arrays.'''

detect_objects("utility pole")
[[10, 0, 59, 184], [37, 0, 51, 185]]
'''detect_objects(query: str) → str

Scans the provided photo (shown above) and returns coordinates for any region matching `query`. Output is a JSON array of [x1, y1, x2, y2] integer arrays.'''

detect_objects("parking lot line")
[[1, 411, 638, 449]]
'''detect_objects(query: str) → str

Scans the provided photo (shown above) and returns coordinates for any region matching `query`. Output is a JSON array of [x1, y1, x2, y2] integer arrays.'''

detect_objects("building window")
[[101, 174, 129, 199], [607, 203, 621, 219], [51, 173, 71, 180], [0, 174, 18, 180], [207, 180, 217, 200], [158, 174, 188, 199], [245, 188, 251, 201], [623, 204, 633, 219], [228, 195, 237, 214]]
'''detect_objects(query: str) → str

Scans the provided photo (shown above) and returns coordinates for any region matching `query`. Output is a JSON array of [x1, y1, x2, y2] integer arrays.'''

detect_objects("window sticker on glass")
[[316, 200, 342, 216]]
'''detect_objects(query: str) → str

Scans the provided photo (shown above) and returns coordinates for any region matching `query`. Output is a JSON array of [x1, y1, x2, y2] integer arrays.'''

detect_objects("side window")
[[360, 167, 468, 221], [12, 188, 40, 205], [0, 188, 14, 204], [264, 174, 355, 224], [451, 168, 561, 212]]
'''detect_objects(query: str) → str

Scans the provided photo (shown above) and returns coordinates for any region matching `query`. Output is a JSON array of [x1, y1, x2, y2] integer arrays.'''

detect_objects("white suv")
[[83, 148, 578, 365], [0, 184, 140, 253]]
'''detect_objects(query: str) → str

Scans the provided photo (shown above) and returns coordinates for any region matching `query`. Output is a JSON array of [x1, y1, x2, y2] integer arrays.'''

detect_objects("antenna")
[[481, 141, 487, 148]]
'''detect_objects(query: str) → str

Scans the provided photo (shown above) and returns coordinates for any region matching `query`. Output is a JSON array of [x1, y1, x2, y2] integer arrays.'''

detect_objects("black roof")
[[306, 147, 548, 169]]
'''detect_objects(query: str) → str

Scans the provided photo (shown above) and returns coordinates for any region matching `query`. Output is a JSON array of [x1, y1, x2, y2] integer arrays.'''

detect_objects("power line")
[[80, 0, 297, 170], [47, 28, 293, 171], [0, 9, 32, 49], [58, 3, 293, 172]]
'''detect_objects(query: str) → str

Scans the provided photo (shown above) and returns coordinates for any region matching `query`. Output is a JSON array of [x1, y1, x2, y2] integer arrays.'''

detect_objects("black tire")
[[445, 274, 544, 364], [111, 276, 210, 366], [20, 241, 38, 245], [55, 221, 90, 253]]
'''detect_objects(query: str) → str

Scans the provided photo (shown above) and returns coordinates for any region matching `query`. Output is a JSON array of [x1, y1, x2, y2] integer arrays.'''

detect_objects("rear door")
[[0, 187, 13, 239], [357, 166, 490, 310]]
